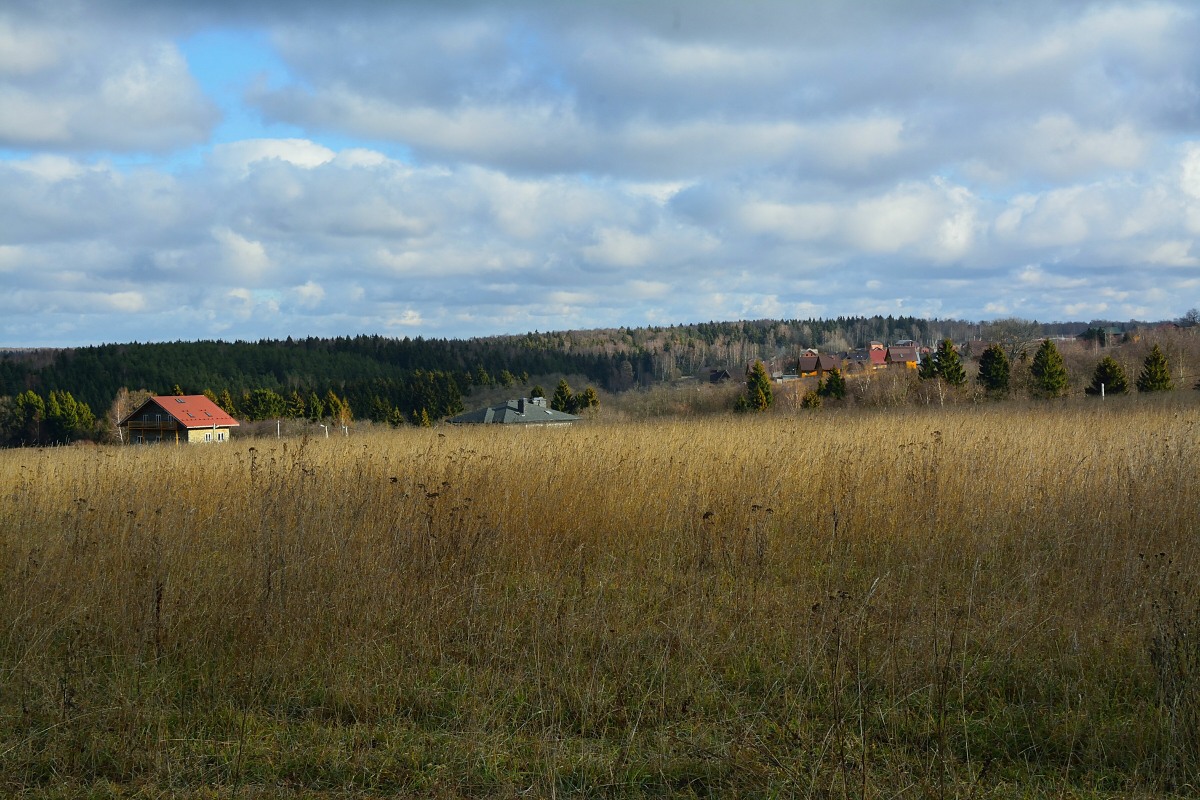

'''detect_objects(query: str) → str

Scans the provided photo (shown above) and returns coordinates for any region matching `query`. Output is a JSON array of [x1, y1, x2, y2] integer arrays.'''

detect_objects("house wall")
[[185, 427, 231, 443], [124, 425, 231, 443]]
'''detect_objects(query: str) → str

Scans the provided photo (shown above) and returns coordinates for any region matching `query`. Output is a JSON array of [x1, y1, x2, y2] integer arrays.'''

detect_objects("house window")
[[204, 432, 213, 442], [217, 431, 226, 441]]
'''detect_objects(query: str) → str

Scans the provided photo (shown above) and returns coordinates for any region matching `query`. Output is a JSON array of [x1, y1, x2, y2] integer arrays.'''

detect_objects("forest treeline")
[[0, 314, 1167, 444]]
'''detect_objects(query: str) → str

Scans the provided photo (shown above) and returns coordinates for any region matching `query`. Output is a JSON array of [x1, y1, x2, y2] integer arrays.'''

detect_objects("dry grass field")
[[1, 396, 1198, 797]]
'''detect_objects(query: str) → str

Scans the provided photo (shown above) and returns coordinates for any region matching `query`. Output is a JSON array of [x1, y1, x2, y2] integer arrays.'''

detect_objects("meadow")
[[1, 397, 1198, 798]]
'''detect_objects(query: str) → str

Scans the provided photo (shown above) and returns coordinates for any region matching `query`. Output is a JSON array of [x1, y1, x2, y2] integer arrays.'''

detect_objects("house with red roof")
[[119, 395, 240, 444]]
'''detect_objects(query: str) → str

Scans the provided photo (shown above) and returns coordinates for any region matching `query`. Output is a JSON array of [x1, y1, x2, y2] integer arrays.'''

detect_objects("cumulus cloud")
[[2, 0, 1200, 345], [0, 9, 218, 151]]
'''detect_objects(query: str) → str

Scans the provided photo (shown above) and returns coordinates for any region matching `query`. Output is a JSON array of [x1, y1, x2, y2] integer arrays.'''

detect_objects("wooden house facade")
[[119, 395, 240, 444]]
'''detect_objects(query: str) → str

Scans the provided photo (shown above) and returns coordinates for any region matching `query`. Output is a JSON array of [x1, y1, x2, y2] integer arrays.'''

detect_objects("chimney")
[[517, 398, 526, 413]]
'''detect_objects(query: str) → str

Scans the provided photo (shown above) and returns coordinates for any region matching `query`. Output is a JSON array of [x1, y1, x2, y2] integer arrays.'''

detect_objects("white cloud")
[[385, 310, 423, 327], [582, 227, 658, 268], [212, 139, 336, 176], [0, 16, 59, 75], [1182, 144, 1200, 200], [4, 1, 1200, 345], [212, 227, 272, 279], [0, 17, 217, 151], [290, 280, 326, 308]]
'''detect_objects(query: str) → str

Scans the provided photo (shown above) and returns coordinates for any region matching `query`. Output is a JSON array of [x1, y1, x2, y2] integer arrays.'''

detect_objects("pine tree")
[[976, 343, 1010, 394], [578, 386, 600, 410], [217, 389, 237, 415], [1136, 344, 1173, 393], [551, 379, 574, 412], [918, 350, 939, 380], [933, 339, 966, 386], [287, 390, 307, 418], [306, 391, 324, 422], [1030, 339, 1069, 398], [9, 390, 45, 444], [740, 360, 774, 411], [817, 369, 846, 399], [1086, 356, 1129, 396]]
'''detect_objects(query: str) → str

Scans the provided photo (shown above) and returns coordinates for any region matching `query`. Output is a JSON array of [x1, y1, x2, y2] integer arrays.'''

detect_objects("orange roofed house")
[[119, 395, 240, 444]]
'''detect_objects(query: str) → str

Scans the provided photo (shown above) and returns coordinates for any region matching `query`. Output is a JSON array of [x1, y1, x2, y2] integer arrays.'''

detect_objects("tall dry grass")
[[1, 396, 1198, 797]]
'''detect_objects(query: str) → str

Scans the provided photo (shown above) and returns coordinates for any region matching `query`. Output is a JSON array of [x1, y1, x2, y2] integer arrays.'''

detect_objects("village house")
[[795, 352, 843, 377], [119, 395, 240, 444], [447, 396, 582, 426], [885, 343, 921, 369]]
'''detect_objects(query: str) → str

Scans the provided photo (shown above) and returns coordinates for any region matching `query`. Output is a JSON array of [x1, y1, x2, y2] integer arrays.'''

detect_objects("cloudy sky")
[[2, 0, 1200, 346]]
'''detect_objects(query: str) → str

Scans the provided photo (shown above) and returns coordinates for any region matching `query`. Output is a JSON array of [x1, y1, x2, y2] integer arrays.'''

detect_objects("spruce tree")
[[1136, 344, 1173, 393], [306, 391, 324, 422], [817, 369, 847, 399], [742, 360, 774, 411], [1030, 339, 1069, 398], [551, 379, 574, 412], [1086, 356, 1129, 396], [933, 339, 966, 386], [976, 343, 1010, 394], [578, 386, 600, 411], [917, 351, 938, 380], [218, 389, 238, 415]]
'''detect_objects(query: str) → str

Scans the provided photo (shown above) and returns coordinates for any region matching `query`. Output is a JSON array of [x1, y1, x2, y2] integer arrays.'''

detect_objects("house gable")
[[119, 395, 239, 443]]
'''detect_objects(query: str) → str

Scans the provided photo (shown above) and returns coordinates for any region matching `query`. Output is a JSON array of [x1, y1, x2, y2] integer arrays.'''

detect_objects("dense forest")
[[0, 314, 1170, 444]]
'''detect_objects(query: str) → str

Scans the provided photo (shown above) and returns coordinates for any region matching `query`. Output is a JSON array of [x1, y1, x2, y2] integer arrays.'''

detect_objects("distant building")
[[119, 395, 239, 444], [885, 345, 921, 369], [795, 353, 843, 377], [446, 396, 582, 426]]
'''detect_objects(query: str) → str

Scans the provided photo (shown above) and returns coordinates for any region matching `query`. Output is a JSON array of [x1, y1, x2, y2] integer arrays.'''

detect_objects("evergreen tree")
[[306, 391, 324, 422], [739, 360, 773, 412], [1086, 356, 1129, 396], [242, 388, 287, 420], [551, 379, 575, 412], [1136, 344, 1173, 393], [817, 369, 847, 399], [578, 386, 600, 411], [933, 339, 966, 386], [530, 385, 545, 399], [217, 389, 237, 415], [287, 390, 306, 418], [976, 343, 1010, 394], [44, 390, 94, 442], [1030, 339, 1069, 398], [917, 350, 939, 380], [324, 389, 345, 423], [9, 390, 45, 444]]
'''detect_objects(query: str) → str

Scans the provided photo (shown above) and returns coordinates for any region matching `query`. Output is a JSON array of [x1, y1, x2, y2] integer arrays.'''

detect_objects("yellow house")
[[119, 395, 240, 444]]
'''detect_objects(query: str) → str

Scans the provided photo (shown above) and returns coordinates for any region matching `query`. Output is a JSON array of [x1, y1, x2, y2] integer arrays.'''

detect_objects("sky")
[[2, 0, 1200, 347]]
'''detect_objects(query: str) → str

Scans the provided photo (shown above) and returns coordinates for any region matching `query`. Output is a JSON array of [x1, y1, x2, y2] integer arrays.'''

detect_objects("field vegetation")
[[2, 396, 1198, 797]]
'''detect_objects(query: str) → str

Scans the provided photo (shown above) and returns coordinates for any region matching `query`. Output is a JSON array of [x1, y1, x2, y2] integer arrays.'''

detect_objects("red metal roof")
[[123, 396, 240, 429]]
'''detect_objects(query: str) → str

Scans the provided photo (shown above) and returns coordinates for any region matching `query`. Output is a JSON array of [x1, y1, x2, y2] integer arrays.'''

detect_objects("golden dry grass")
[[1, 396, 1198, 797]]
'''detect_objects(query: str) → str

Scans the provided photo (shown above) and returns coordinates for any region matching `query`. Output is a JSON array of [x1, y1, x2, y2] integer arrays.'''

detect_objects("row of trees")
[[920, 338, 1178, 398], [549, 380, 601, 415], [2, 390, 97, 445], [732, 338, 1188, 414]]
